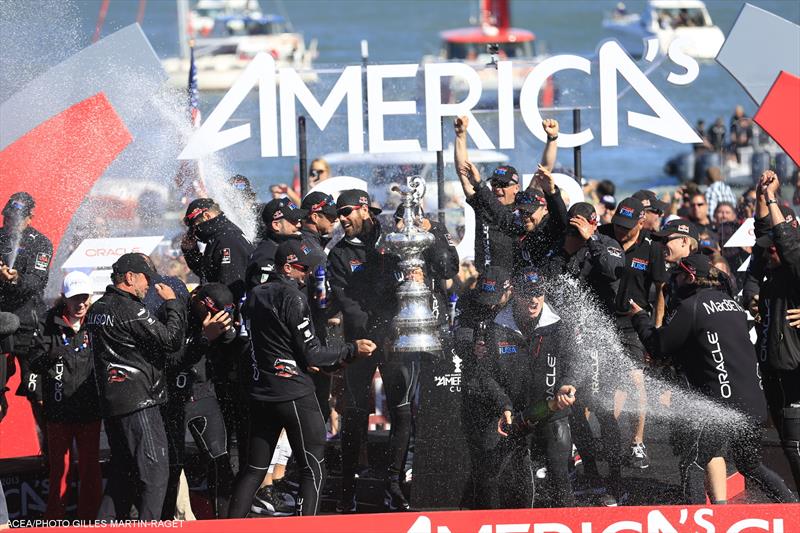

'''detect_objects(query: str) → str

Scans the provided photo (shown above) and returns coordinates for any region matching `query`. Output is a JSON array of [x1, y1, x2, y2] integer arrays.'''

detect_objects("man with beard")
[[0, 192, 53, 448], [470, 269, 576, 508], [599, 198, 668, 470], [245, 198, 307, 290], [328, 189, 417, 512], [88, 254, 186, 520], [454, 116, 560, 273]]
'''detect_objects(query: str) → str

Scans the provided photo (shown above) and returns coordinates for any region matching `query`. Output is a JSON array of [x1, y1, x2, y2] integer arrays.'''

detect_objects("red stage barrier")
[[11, 503, 800, 532]]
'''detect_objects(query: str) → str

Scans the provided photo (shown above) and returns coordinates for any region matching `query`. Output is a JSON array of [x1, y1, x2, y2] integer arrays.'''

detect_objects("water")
[[14, 0, 792, 201]]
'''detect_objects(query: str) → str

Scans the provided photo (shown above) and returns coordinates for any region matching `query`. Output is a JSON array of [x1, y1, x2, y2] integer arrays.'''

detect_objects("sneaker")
[[384, 474, 411, 512], [273, 477, 300, 496], [599, 493, 618, 507], [251, 486, 295, 516], [627, 442, 650, 469], [335, 496, 357, 514]]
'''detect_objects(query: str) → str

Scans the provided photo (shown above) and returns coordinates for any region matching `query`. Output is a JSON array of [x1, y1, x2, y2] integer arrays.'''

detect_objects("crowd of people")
[[0, 114, 799, 523]]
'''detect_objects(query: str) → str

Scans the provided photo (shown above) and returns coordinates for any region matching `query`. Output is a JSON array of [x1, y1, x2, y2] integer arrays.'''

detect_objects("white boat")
[[189, 0, 262, 38], [603, 0, 725, 60], [163, 2, 318, 91]]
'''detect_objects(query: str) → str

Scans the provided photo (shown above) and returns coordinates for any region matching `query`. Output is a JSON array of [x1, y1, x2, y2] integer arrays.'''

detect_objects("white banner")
[[61, 236, 164, 270]]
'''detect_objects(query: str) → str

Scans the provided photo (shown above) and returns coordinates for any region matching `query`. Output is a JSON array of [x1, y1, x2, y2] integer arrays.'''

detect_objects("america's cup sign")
[[179, 39, 702, 160]]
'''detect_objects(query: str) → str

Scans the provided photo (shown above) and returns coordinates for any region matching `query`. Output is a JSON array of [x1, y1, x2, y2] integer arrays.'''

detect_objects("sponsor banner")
[[61, 236, 164, 270], [17, 503, 798, 532]]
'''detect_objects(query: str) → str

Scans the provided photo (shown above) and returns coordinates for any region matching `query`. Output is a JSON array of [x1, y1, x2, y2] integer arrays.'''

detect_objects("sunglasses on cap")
[[310, 195, 335, 212], [288, 262, 309, 273], [184, 207, 208, 226], [202, 296, 234, 315]]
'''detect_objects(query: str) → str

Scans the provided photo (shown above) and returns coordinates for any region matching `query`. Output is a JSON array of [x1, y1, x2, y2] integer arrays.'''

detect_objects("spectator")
[[686, 192, 715, 236], [704, 167, 737, 216], [708, 118, 726, 152], [713, 201, 737, 225], [309, 158, 331, 188]]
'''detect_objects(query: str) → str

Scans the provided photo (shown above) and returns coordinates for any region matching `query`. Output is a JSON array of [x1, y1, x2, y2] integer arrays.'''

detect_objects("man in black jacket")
[[245, 197, 306, 290], [181, 198, 253, 303], [87, 253, 187, 520], [630, 253, 797, 504], [454, 116, 560, 273], [328, 189, 417, 512], [744, 171, 800, 490], [0, 192, 53, 447], [228, 240, 375, 517], [470, 268, 576, 508]]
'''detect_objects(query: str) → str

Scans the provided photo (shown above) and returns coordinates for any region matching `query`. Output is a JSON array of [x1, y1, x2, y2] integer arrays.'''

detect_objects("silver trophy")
[[384, 176, 442, 354]]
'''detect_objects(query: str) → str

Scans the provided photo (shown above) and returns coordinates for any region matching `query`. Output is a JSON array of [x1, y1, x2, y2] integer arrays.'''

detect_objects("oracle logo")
[[85, 247, 141, 257]]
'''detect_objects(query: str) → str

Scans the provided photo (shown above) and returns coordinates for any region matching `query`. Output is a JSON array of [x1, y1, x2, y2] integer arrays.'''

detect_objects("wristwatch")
[[547, 134, 558, 142], [766, 199, 777, 205]]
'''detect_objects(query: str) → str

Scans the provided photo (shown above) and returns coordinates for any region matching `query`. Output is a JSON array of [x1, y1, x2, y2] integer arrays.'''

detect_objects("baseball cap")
[[677, 254, 711, 279], [653, 218, 699, 241], [63, 271, 93, 298], [229, 174, 255, 194], [513, 268, 546, 297], [261, 198, 308, 225], [2, 192, 35, 219], [184, 198, 217, 226], [611, 197, 644, 229], [301, 191, 337, 217], [567, 202, 598, 224], [194, 282, 235, 314], [515, 189, 547, 213], [112, 253, 156, 280], [337, 189, 382, 215], [490, 165, 519, 186], [632, 190, 669, 214], [475, 266, 511, 306], [275, 238, 311, 269], [600, 195, 617, 209]]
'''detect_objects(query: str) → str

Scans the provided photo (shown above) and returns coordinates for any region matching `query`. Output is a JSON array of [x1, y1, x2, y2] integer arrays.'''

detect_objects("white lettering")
[[367, 64, 420, 153]]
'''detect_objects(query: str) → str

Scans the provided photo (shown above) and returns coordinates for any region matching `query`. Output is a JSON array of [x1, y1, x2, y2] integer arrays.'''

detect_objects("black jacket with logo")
[[632, 286, 767, 423], [28, 304, 99, 423], [540, 233, 624, 316], [245, 274, 359, 402], [184, 214, 253, 302], [467, 185, 522, 273], [746, 220, 800, 371], [245, 233, 301, 291], [471, 302, 574, 420], [327, 220, 398, 342], [87, 286, 187, 418]]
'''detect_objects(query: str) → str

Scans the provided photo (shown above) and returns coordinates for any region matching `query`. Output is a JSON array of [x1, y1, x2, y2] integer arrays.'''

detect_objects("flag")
[[175, 41, 207, 205]]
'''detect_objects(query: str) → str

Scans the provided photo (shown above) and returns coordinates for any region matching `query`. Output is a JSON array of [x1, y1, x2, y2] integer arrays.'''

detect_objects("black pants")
[[473, 416, 574, 509], [98, 406, 169, 520], [677, 419, 798, 504], [570, 401, 623, 496], [228, 393, 327, 517], [216, 380, 250, 472], [762, 366, 800, 490], [340, 355, 419, 487], [161, 396, 235, 519]]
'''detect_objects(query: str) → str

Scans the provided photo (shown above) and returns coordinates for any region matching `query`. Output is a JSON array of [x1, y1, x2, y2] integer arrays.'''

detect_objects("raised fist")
[[542, 118, 559, 138], [454, 116, 469, 136]]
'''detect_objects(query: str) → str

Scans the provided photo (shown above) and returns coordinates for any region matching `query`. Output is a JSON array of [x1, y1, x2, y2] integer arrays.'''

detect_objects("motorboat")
[[422, 0, 554, 108], [164, 2, 318, 91], [603, 0, 725, 60], [189, 0, 262, 38]]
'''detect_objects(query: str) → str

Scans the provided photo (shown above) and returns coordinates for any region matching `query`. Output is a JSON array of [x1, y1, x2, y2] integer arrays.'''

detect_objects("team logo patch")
[[678, 224, 689, 233], [618, 206, 635, 218], [300, 243, 310, 255], [286, 254, 298, 263], [607, 246, 623, 258], [524, 270, 540, 283], [221, 248, 231, 264], [34, 252, 51, 271], [631, 257, 649, 271], [498, 342, 517, 355], [445, 233, 455, 247], [349, 259, 364, 273], [359, 196, 369, 205], [481, 280, 497, 292]]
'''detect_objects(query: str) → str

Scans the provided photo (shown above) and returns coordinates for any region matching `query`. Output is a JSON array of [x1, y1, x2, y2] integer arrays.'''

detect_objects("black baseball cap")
[[567, 202, 598, 224], [262, 198, 307, 225], [632, 190, 669, 214], [112, 253, 157, 280], [3, 192, 35, 219], [194, 282, 235, 311], [184, 198, 217, 226], [337, 189, 382, 215], [677, 254, 711, 279], [490, 165, 519, 185], [475, 266, 511, 306], [515, 189, 546, 213], [301, 191, 337, 217], [275, 238, 311, 269], [654, 218, 699, 241], [612, 197, 644, 229], [513, 268, 546, 297], [600, 194, 617, 209]]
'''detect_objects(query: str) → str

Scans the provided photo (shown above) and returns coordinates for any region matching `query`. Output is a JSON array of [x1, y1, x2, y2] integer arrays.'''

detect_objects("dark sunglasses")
[[691, 202, 706, 207], [491, 180, 517, 189], [310, 169, 324, 177], [337, 205, 360, 217]]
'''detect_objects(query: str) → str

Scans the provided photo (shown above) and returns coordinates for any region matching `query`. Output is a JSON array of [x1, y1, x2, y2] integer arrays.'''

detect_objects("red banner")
[[11, 503, 799, 532]]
